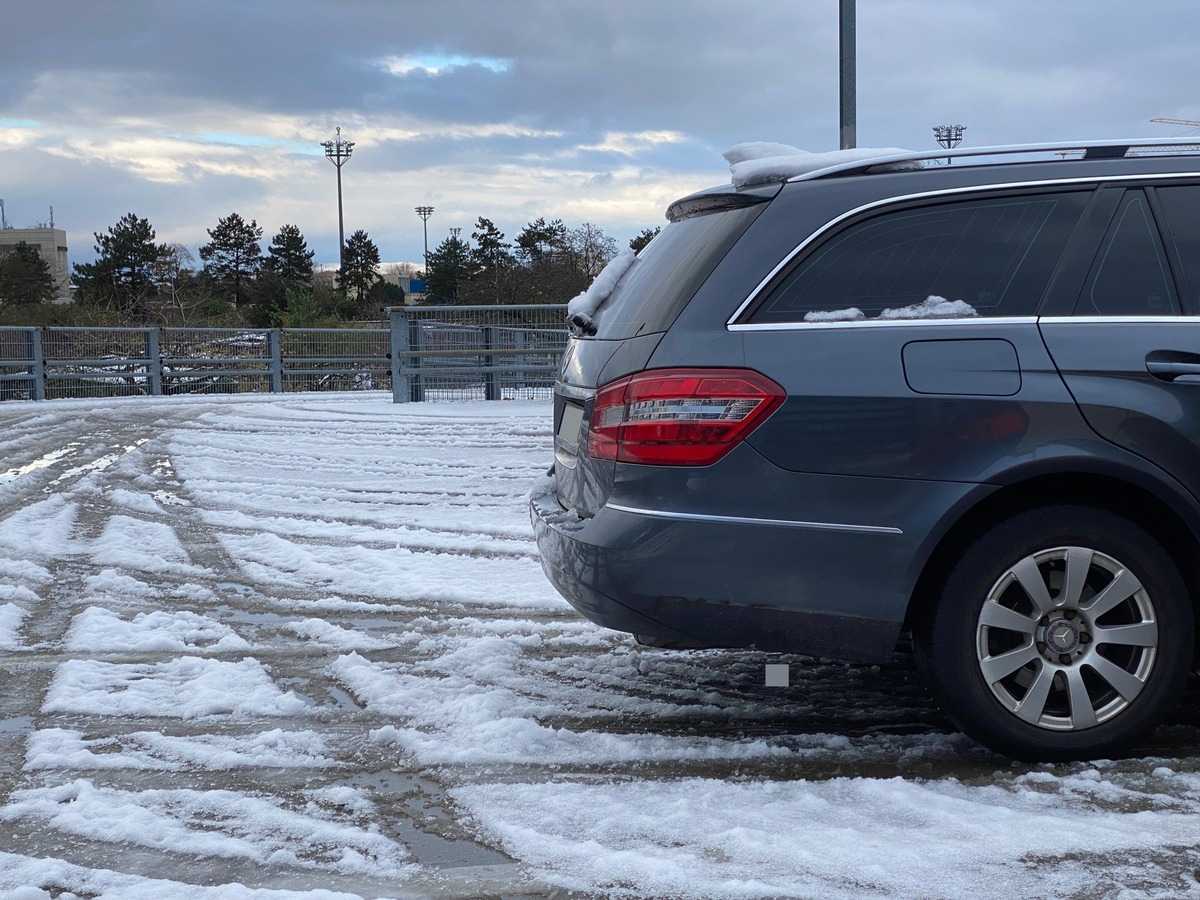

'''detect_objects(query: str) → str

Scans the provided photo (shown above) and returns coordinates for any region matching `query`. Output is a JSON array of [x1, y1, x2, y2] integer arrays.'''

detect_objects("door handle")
[[1147, 351, 1200, 383]]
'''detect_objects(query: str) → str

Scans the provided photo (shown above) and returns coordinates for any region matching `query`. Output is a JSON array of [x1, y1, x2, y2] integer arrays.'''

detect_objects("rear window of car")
[[588, 202, 767, 339], [748, 190, 1090, 323]]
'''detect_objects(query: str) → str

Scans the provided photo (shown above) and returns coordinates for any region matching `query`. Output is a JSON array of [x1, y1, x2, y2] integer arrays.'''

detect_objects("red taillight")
[[587, 368, 785, 466]]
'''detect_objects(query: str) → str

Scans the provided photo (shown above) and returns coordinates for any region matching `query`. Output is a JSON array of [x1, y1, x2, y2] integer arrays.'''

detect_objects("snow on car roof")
[[724, 142, 920, 188]]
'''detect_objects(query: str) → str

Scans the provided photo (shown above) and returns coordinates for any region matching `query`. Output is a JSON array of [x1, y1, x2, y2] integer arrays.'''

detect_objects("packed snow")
[[804, 295, 978, 323], [880, 295, 978, 319], [723, 142, 921, 188], [565, 248, 637, 333], [0, 392, 1198, 899]]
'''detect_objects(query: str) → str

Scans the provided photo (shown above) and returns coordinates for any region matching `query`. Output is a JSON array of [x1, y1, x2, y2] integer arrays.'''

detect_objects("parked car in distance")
[[531, 138, 1200, 762]]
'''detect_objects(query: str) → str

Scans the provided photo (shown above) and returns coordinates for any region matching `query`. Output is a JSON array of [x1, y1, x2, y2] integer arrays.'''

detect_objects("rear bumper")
[[529, 476, 946, 663]]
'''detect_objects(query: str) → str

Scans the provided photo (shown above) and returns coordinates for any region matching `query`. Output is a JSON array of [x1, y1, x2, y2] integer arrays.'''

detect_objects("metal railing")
[[0, 306, 568, 403], [388, 305, 566, 403]]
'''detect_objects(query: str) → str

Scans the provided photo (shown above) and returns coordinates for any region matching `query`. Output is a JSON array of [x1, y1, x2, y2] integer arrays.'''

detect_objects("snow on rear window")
[[566, 249, 637, 334]]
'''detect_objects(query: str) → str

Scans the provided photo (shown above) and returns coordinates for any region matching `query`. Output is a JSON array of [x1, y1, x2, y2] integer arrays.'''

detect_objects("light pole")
[[321, 127, 355, 270], [839, 0, 856, 150], [415, 206, 434, 272], [933, 125, 965, 164]]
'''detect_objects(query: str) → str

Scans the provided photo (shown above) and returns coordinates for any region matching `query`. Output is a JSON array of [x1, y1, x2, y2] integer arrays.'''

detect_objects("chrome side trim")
[[604, 502, 904, 535], [556, 382, 593, 401], [726, 171, 1200, 329], [730, 317, 1037, 333], [1039, 316, 1197, 325]]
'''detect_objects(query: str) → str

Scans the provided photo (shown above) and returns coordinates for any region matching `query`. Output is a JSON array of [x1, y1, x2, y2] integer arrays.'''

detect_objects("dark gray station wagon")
[[530, 138, 1200, 761]]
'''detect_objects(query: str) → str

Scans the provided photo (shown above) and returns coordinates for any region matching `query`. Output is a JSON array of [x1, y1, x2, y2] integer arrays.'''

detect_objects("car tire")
[[914, 505, 1193, 761]]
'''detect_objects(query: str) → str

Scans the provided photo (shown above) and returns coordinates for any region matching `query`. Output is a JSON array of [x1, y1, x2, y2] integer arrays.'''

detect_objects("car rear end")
[[531, 179, 915, 661]]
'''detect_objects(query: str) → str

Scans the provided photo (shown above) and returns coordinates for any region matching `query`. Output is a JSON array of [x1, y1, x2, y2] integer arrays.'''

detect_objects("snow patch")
[[0, 495, 78, 558], [724, 143, 921, 188], [453, 776, 1200, 899], [43, 657, 308, 719], [26, 728, 336, 771], [566, 249, 637, 333], [219, 530, 564, 609], [879, 295, 978, 320], [0, 850, 373, 899], [90, 515, 204, 576], [337, 650, 791, 766], [65, 607, 251, 653], [0, 602, 27, 649], [284, 617, 395, 650], [0, 780, 414, 877], [802, 296, 978, 323], [803, 307, 866, 323]]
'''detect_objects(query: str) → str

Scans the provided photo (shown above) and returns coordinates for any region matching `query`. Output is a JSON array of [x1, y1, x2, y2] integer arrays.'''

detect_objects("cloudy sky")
[[2, 0, 1199, 269]]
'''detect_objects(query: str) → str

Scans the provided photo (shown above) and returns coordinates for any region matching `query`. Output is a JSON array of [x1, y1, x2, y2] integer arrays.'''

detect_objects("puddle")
[[332, 770, 511, 869], [0, 715, 34, 735]]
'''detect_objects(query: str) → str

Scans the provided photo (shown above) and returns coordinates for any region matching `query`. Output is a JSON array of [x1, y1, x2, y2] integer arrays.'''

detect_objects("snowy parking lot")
[[2, 392, 1200, 899]]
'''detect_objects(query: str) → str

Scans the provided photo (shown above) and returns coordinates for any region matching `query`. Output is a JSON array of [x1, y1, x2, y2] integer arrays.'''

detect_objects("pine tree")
[[339, 229, 381, 306], [424, 235, 472, 303], [0, 241, 57, 305], [72, 213, 167, 318], [262, 224, 315, 290], [629, 227, 661, 254], [199, 212, 263, 307]]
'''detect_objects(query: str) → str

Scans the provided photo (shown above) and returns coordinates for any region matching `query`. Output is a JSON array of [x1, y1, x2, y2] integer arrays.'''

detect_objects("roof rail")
[[789, 137, 1200, 183]]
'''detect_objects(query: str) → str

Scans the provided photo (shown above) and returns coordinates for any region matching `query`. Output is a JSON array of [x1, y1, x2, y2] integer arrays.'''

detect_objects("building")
[[0, 225, 71, 302]]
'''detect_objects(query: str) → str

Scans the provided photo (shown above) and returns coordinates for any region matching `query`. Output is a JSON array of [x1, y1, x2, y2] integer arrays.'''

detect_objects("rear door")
[[734, 186, 1093, 483], [1040, 183, 1200, 500]]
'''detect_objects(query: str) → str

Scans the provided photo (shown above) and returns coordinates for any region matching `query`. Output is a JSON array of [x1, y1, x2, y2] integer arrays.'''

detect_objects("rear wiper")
[[567, 312, 598, 337]]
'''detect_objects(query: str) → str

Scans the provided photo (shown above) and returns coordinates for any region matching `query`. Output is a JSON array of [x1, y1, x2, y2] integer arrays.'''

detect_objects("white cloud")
[[380, 53, 513, 77], [577, 130, 688, 155]]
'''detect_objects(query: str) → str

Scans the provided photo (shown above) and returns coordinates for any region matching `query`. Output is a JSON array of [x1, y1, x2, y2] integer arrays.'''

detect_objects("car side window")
[[1153, 184, 1200, 314], [1076, 190, 1179, 316], [748, 191, 1089, 324]]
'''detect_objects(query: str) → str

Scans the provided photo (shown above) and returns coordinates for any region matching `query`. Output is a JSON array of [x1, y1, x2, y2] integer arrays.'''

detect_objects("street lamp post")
[[321, 128, 355, 270], [415, 206, 434, 272], [933, 125, 966, 165], [839, 0, 856, 150]]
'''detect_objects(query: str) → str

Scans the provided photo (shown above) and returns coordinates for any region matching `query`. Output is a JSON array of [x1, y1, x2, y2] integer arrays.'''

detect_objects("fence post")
[[408, 315, 426, 402], [483, 325, 500, 401], [514, 330, 528, 396], [388, 309, 406, 403], [268, 330, 284, 393], [28, 328, 45, 402], [145, 329, 163, 395]]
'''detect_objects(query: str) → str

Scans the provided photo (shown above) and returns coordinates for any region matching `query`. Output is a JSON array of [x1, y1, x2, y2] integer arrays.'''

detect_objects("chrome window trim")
[[727, 171, 1200, 329], [730, 316, 1038, 333], [1039, 315, 1196, 325], [604, 502, 903, 535]]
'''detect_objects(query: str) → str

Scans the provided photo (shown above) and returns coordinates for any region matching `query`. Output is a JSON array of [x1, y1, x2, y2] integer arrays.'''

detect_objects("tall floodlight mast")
[[321, 127, 355, 270], [415, 206, 434, 271], [933, 125, 966, 164]]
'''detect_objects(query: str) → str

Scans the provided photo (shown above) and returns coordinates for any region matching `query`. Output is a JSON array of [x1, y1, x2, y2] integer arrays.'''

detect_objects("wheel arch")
[[904, 465, 1200, 654]]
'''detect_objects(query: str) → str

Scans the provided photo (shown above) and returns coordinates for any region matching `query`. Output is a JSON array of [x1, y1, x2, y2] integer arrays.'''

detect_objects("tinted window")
[[588, 202, 766, 339], [1077, 191, 1178, 316], [1154, 184, 1200, 314], [750, 191, 1089, 323]]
